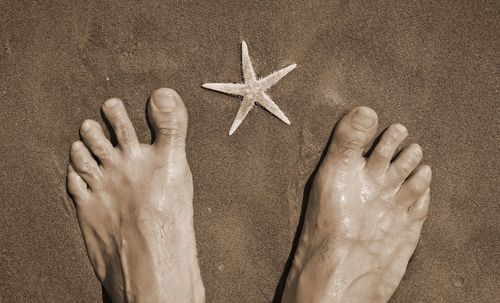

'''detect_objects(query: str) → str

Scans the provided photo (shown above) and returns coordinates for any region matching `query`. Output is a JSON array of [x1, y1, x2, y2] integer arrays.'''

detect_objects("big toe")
[[324, 106, 378, 169], [148, 88, 188, 153]]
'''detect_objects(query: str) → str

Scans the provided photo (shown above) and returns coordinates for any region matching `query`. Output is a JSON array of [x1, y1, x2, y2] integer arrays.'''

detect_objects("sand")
[[0, 0, 498, 302]]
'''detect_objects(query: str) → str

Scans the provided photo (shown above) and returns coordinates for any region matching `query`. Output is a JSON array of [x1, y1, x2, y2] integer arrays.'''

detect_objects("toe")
[[67, 164, 89, 202], [70, 141, 102, 187], [408, 188, 431, 221], [365, 123, 407, 176], [395, 165, 432, 208], [102, 98, 139, 152], [324, 106, 378, 169], [148, 88, 188, 154], [387, 143, 423, 187], [80, 119, 114, 165]]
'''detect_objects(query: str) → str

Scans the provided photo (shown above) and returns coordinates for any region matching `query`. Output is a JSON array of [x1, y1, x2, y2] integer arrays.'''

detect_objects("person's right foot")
[[282, 107, 431, 303]]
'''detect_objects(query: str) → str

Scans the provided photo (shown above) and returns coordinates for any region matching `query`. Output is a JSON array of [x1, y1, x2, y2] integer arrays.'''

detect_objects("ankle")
[[120, 258, 205, 303], [284, 243, 388, 303], [113, 229, 204, 303]]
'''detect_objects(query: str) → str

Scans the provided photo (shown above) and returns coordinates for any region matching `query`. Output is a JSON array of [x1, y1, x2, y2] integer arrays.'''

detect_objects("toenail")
[[104, 98, 119, 107], [410, 143, 423, 156], [393, 123, 407, 135], [421, 164, 432, 175], [71, 141, 82, 151], [81, 120, 92, 132], [153, 91, 177, 113], [351, 107, 376, 130]]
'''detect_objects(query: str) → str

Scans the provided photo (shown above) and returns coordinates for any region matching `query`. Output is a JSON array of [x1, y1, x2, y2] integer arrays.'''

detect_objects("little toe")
[[102, 98, 139, 152], [67, 164, 89, 202], [395, 165, 432, 208], [408, 188, 431, 221], [387, 143, 423, 187], [70, 141, 102, 187], [80, 119, 114, 165], [148, 88, 188, 155], [365, 123, 407, 176], [323, 106, 378, 169]]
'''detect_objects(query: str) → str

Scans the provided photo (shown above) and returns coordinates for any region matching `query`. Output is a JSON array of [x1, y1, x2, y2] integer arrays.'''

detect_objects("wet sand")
[[0, 1, 498, 302]]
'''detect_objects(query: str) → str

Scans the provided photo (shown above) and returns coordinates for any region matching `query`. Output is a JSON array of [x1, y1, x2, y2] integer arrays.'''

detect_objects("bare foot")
[[282, 107, 431, 303], [67, 88, 205, 302]]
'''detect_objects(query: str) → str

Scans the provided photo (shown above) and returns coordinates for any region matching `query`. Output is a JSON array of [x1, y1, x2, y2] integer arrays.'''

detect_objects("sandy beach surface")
[[0, 1, 498, 302]]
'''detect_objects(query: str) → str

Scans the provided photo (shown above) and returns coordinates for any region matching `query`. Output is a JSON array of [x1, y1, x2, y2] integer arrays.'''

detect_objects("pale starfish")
[[202, 41, 297, 135]]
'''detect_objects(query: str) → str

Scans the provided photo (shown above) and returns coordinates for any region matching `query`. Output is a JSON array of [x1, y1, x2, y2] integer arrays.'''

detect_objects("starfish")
[[202, 41, 297, 135]]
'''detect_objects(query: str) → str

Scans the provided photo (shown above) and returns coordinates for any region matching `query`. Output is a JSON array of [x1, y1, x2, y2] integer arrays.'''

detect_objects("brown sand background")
[[1, 0, 498, 302]]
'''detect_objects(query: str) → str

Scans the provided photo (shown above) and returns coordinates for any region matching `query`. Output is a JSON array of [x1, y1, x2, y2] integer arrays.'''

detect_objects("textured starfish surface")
[[202, 41, 296, 135]]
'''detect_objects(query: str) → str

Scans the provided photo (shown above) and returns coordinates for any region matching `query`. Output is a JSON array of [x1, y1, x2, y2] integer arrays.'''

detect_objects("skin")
[[281, 106, 431, 303], [68, 88, 430, 302], [67, 88, 205, 302]]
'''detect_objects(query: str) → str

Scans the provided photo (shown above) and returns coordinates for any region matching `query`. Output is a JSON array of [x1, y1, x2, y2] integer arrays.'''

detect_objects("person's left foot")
[[67, 88, 205, 302]]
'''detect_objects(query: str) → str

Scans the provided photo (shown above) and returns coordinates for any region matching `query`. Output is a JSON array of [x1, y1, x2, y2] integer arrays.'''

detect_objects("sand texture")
[[0, 1, 498, 302]]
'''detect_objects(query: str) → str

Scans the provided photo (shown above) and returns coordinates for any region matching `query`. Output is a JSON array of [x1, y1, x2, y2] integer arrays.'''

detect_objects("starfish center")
[[201, 41, 296, 135]]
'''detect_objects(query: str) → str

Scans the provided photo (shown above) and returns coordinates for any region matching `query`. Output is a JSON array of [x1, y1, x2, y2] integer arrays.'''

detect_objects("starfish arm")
[[258, 63, 297, 91], [241, 41, 257, 83], [229, 96, 254, 135], [257, 92, 291, 125], [202, 83, 247, 96]]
